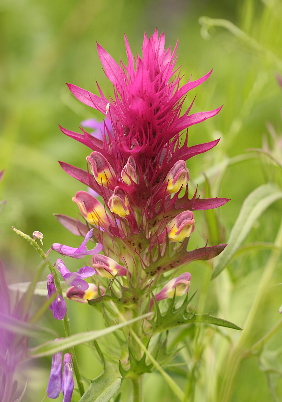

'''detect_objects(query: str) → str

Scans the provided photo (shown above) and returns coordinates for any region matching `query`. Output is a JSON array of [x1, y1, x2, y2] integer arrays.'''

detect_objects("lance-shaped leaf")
[[29, 313, 151, 357], [212, 184, 282, 279]]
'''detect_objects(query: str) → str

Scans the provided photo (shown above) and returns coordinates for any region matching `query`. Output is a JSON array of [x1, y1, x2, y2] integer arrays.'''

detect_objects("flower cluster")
[[51, 30, 228, 323], [47, 349, 74, 402]]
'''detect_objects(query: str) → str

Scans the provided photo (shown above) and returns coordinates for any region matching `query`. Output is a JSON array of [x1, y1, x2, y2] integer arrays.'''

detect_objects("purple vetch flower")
[[150, 272, 191, 308], [52, 228, 103, 258], [81, 117, 112, 140], [56, 259, 95, 290], [47, 350, 74, 402], [66, 283, 106, 303], [47, 273, 67, 320], [47, 350, 63, 399], [62, 353, 74, 402]]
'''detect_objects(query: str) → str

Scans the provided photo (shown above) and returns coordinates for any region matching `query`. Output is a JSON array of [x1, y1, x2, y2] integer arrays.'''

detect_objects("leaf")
[[29, 313, 151, 357], [9, 280, 68, 296], [0, 312, 56, 337], [79, 342, 121, 402], [212, 184, 282, 279], [189, 314, 242, 330], [152, 293, 241, 332], [78, 372, 121, 402]]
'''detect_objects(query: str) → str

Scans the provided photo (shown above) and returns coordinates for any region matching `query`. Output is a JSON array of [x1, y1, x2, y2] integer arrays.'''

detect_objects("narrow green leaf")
[[212, 184, 282, 279], [0, 312, 56, 337], [20, 260, 47, 317], [29, 313, 150, 357], [9, 280, 68, 296], [190, 314, 242, 330]]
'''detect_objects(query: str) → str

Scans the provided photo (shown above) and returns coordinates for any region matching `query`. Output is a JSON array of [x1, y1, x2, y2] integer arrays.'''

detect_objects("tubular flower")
[[167, 211, 195, 242], [66, 283, 105, 303], [150, 272, 191, 308], [121, 156, 139, 185], [92, 254, 128, 278], [108, 187, 130, 217], [72, 191, 110, 227], [166, 160, 189, 194], [87, 151, 116, 187], [56, 30, 229, 317]]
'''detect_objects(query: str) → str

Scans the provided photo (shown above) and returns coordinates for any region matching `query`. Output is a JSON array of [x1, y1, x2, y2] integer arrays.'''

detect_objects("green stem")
[[132, 375, 142, 402], [219, 219, 282, 402], [12, 227, 85, 396]]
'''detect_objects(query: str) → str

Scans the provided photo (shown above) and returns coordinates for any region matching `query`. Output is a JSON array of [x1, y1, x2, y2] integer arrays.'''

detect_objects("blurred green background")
[[1, 0, 282, 401]]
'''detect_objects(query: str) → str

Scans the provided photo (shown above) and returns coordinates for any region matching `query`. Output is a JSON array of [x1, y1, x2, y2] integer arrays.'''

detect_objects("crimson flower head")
[[56, 30, 228, 307]]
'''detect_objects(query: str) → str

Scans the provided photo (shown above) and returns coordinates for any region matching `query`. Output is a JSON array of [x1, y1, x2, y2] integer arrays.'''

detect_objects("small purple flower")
[[52, 228, 103, 258], [56, 259, 95, 290], [47, 350, 63, 399], [47, 274, 67, 320], [62, 353, 74, 402], [81, 117, 112, 140]]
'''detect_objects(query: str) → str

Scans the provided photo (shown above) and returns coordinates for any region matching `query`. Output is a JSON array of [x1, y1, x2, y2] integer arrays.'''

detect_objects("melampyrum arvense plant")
[[43, 31, 242, 402]]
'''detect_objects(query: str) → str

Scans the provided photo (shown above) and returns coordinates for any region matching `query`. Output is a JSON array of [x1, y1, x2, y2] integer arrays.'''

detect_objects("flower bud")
[[72, 191, 109, 226], [167, 211, 195, 242], [92, 254, 128, 278], [151, 272, 191, 307], [87, 151, 115, 186], [66, 283, 105, 303], [62, 353, 74, 402], [166, 160, 189, 194], [108, 187, 130, 217], [121, 156, 138, 185]]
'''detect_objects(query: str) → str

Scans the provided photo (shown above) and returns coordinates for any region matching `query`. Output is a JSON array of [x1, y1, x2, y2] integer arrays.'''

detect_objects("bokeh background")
[[1, 0, 282, 401]]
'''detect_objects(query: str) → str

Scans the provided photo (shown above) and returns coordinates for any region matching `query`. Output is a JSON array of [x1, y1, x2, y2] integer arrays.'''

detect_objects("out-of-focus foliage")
[[1, 0, 282, 401]]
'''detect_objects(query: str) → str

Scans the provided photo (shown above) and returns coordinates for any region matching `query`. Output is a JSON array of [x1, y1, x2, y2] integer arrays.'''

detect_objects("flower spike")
[[52, 228, 103, 258]]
